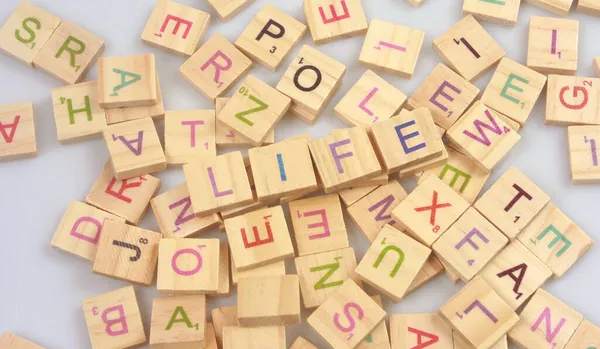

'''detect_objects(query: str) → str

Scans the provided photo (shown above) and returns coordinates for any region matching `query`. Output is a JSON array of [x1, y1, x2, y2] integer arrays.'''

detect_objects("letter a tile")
[[98, 54, 158, 108], [390, 313, 453, 349], [304, 0, 368, 44], [0, 102, 37, 161], [149, 295, 207, 348]]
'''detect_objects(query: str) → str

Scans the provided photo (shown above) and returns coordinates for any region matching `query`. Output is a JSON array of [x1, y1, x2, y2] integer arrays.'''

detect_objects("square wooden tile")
[[359, 19, 425, 78], [577, 0, 600, 15], [528, 16, 579, 75], [141, 0, 210, 56], [235, 4, 307, 70], [524, 0, 574, 16], [0, 102, 36, 161], [0, 333, 44, 349], [545, 75, 600, 125], [304, 0, 368, 44], [149, 295, 206, 348], [164, 109, 216, 166], [98, 54, 157, 108], [206, 0, 254, 20], [355, 225, 431, 302], [474, 167, 550, 240], [567, 125, 600, 183], [439, 277, 519, 349], [215, 98, 275, 146], [564, 320, 600, 349], [462, 0, 521, 26], [238, 275, 301, 326], [433, 15, 505, 81], [223, 326, 285, 349], [518, 203, 593, 277], [390, 313, 453, 349]]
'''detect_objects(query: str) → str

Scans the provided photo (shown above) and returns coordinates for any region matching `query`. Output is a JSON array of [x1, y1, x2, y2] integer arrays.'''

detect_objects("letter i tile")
[[508, 289, 583, 349], [390, 313, 454, 349], [0, 102, 37, 161], [303, 0, 368, 44], [527, 16, 578, 75], [439, 277, 519, 349], [567, 125, 600, 183], [355, 225, 431, 302], [82, 286, 146, 349], [149, 295, 207, 348]]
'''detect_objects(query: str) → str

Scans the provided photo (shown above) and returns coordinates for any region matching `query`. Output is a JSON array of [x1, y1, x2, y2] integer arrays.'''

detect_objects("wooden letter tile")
[[223, 326, 285, 349], [238, 275, 300, 326], [309, 127, 382, 192], [334, 70, 407, 128], [545, 75, 600, 125], [359, 19, 425, 78], [0, 1, 61, 66], [105, 74, 165, 125], [567, 125, 600, 183], [180, 34, 252, 102], [390, 313, 453, 349], [92, 221, 161, 285], [290, 336, 318, 349], [577, 0, 600, 15], [51, 200, 125, 262], [51, 81, 106, 143], [508, 289, 583, 349], [481, 58, 547, 126], [0, 333, 44, 349], [217, 75, 290, 146], [98, 54, 157, 108], [474, 167, 550, 239], [564, 320, 600, 349], [289, 194, 349, 256], [294, 247, 359, 308], [215, 98, 275, 146], [149, 295, 206, 348], [447, 101, 520, 172], [479, 241, 553, 310], [33, 20, 105, 84], [141, 0, 210, 56], [86, 162, 161, 224], [433, 207, 508, 282], [304, 0, 368, 44], [82, 286, 146, 349], [524, 0, 574, 16], [165, 110, 216, 166], [235, 4, 307, 70], [0, 102, 36, 161], [462, 0, 521, 26], [527, 16, 578, 75], [225, 205, 294, 270], [407, 63, 480, 130], [355, 225, 431, 302], [307, 280, 386, 349], [392, 174, 470, 247], [518, 203, 593, 277], [206, 0, 254, 20], [157, 238, 220, 294], [439, 277, 519, 349], [276, 45, 346, 124], [433, 15, 505, 81], [104, 118, 167, 180]]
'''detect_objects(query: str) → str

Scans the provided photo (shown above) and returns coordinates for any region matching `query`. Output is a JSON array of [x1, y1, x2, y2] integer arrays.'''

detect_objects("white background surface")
[[0, 0, 599, 348]]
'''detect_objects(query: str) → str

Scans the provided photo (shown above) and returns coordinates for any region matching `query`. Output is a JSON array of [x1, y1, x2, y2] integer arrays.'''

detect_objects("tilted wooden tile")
[[51, 200, 125, 262], [289, 194, 348, 256], [392, 174, 470, 247], [232, 258, 286, 285], [290, 336, 318, 349], [454, 333, 508, 349], [407, 63, 480, 131], [141, 0, 210, 56], [447, 101, 520, 172], [0, 102, 36, 161], [524, 0, 574, 15], [433, 207, 508, 282], [92, 221, 161, 285], [439, 277, 519, 349], [215, 98, 275, 146], [577, 0, 600, 15], [104, 117, 166, 180], [567, 125, 600, 183], [518, 203, 593, 277], [359, 19, 425, 78], [225, 205, 294, 270], [462, 0, 521, 26], [309, 127, 382, 192], [406, 254, 445, 294], [355, 225, 431, 302], [356, 295, 390, 349], [223, 326, 285, 349], [98, 54, 157, 108], [217, 75, 290, 146], [164, 109, 216, 166], [545, 75, 600, 125], [149, 295, 206, 348], [0, 1, 61, 66], [0, 333, 44, 349], [527, 16, 578, 75], [180, 33, 252, 102], [294, 247, 359, 308], [304, 0, 368, 44], [276, 45, 346, 124], [479, 241, 552, 310], [508, 289, 583, 349], [390, 313, 453, 349], [338, 185, 378, 207], [51, 81, 106, 143], [206, 0, 254, 20], [157, 238, 220, 294], [238, 275, 301, 327], [82, 286, 146, 349], [235, 4, 307, 71], [564, 319, 600, 349], [307, 280, 386, 349], [105, 74, 165, 125], [211, 305, 238, 348], [433, 15, 505, 81], [33, 20, 105, 84], [347, 180, 408, 242], [86, 162, 161, 224], [183, 151, 253, 215], [481, 58, 547, 126], [474, 167, 550, 240]]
